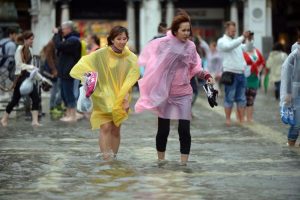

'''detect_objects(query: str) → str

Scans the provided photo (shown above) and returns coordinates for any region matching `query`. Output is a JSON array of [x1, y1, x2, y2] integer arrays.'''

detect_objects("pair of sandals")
[[203, 84, 218, 108]]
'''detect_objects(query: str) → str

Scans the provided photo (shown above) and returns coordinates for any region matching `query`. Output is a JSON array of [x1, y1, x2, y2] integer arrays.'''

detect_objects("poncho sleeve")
[[70, 53, 97, 82], [112, 60, 140, 126]]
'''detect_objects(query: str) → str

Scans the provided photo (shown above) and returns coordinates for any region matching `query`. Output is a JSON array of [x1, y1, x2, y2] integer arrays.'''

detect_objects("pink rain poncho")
[[135, 31, 210, 120]]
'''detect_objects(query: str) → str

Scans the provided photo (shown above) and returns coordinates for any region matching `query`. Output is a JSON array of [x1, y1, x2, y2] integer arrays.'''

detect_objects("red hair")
[[170, 10, 191, 36]]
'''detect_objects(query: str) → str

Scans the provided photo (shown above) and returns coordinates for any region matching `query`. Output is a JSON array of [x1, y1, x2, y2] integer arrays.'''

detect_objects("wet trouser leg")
[[178, 119, 191, 154], [156, 117, 170, 152]]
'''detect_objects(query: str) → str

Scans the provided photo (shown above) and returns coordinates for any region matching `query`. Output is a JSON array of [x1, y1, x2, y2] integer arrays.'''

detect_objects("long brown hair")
[[41, 40, 57, 76], [171, 9, 191, 36], [21, 30, 34, 64], [107, 26, 129, 46]]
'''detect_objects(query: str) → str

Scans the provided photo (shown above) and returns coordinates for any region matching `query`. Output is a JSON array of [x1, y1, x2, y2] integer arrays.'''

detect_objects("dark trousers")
[[156, 117, 191, 154], [5, 72, 40, 114], [274, 81, 281, 100]]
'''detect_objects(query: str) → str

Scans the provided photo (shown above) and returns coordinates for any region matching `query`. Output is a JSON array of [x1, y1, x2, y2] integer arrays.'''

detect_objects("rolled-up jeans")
[[61, 78, 76, 108], [224, 73, 246, 108]]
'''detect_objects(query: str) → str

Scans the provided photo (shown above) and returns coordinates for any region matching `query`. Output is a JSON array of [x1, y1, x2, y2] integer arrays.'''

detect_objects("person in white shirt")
[[1, 31, 42, 127], [217, 21, 251, 126]]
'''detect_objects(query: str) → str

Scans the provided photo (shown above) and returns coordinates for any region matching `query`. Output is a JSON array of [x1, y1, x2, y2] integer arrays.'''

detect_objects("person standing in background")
[[40, 40, 63, 117], [266, 43, 288, 100], [152, 22, 167, 40], [217, 21, 251, 126], [243, 36, 266, 122], [1, 31, 41, 127], [207, 41, 223, 96], [86, 34, 100, 54], [53, 21, 81, 122]]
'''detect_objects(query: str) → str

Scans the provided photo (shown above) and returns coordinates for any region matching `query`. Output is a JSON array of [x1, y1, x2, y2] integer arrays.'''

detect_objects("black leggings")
[[156, 117, 191, 154], [5, 72, 40, 114]]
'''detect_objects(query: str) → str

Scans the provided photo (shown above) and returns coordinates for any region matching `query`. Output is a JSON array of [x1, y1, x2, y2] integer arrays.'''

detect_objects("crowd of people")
[[0, 10, 299, 163]]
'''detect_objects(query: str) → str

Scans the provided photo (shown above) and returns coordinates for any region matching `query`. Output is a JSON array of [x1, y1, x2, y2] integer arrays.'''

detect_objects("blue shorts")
[[224, 73, 246, 108]]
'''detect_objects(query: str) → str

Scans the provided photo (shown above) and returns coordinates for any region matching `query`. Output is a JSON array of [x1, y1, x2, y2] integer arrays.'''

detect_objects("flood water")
[[1, 92, 300, 200]]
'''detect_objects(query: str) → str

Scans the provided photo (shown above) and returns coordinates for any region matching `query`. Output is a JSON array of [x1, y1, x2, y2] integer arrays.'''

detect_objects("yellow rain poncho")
[[70, 46, 140, 129]]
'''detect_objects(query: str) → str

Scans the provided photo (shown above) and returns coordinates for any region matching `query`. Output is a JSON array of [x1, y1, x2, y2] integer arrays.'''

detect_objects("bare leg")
[[31, 110, 42, 126], [246, 106, 254, 122], [180, 154, 189, 165], [60, 108, 77, 122], [157, 151, 165, 160], [1, 112, 9, 127], [99, 122, 113, 160], [111, 124, 121, 156], [60, 108, 70, 121], [237, 106, 245, 123], [224, 107, 232, 126]]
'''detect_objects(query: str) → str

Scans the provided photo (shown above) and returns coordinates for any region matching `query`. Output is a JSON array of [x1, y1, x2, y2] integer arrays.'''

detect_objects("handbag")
[[220, 71, 234, 85]]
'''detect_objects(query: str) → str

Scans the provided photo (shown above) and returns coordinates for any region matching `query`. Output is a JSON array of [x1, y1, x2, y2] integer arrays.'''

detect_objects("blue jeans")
[[288, 126, 299, 141], [224, 73, 246, 108], [50, 78, 62, 109], [61, 78, 76, 108], [73, 79, 80, 100], [288, 98, 300, 141]]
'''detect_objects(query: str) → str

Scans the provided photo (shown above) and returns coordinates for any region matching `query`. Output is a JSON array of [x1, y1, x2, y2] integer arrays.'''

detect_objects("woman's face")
[[111, 32, 128, 51], [24, 36, 34, 47], [86, 35, 93, 46], [175, 22, 190, 42]]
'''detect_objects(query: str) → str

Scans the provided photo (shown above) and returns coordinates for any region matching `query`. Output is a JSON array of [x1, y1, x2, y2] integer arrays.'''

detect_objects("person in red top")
[[243, 36, 266, 122]]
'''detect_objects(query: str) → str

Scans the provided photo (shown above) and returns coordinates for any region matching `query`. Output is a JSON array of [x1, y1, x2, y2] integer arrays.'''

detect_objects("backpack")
[[0, 40, 10, 68]]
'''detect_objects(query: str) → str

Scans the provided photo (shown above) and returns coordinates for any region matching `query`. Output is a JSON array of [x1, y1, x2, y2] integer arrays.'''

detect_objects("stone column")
[[139, 0, 162, 51], [31, 0, 56, 55], [266, 0, 272, 37], [230, 1, 239, 36], [139, 0, 146, 52], [166, 0, 174, 27], [243, 0, 249, 31], [126, 0, 136, 52], [248, 0, 266, 51], [61, 0, 70, 23]]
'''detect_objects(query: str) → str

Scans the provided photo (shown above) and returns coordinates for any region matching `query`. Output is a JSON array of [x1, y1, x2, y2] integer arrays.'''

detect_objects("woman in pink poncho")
[[135, 13, 214, 165]]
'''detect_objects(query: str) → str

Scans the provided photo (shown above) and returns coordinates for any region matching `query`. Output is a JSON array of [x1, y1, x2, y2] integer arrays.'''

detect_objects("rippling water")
[[1, 94, 300, 199]]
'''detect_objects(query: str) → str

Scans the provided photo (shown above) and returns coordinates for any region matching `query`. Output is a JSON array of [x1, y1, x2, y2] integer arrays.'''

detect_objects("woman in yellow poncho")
[[70, 26, 140, 160]]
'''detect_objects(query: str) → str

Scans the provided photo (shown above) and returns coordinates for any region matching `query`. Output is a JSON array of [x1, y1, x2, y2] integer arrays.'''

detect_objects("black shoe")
[[203, 84, 218, 108]]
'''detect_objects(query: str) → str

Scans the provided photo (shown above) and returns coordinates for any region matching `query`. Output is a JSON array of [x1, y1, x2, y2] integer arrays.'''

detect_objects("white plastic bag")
[[77, 86, 93, 112], [19, 69, 38, 96]]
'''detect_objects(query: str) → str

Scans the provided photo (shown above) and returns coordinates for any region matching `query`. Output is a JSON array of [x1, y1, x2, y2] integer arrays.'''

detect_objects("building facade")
[[0, 0, 299, 55]]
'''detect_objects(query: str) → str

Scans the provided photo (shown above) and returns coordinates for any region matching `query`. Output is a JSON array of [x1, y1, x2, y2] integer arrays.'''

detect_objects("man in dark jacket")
[[53, 20, 81, 122]]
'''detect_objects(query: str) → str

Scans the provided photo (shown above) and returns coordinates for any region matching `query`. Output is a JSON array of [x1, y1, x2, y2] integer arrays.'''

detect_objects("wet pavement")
[[0, 89, 300, 200]]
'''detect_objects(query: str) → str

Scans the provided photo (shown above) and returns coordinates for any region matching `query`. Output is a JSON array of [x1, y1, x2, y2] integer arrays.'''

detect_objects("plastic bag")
[[19, 69, 38, 96], [77, 86, 93, 112]]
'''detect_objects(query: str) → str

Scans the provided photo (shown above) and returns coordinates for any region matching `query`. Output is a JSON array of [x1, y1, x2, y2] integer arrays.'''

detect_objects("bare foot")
[[225, 119, 231, 127], [76, 112, 84, 120], [287, 141, 296, 147], [1, 118, 8, 127], [60, 116, 77, 122], [32, 122, 42, 127]]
